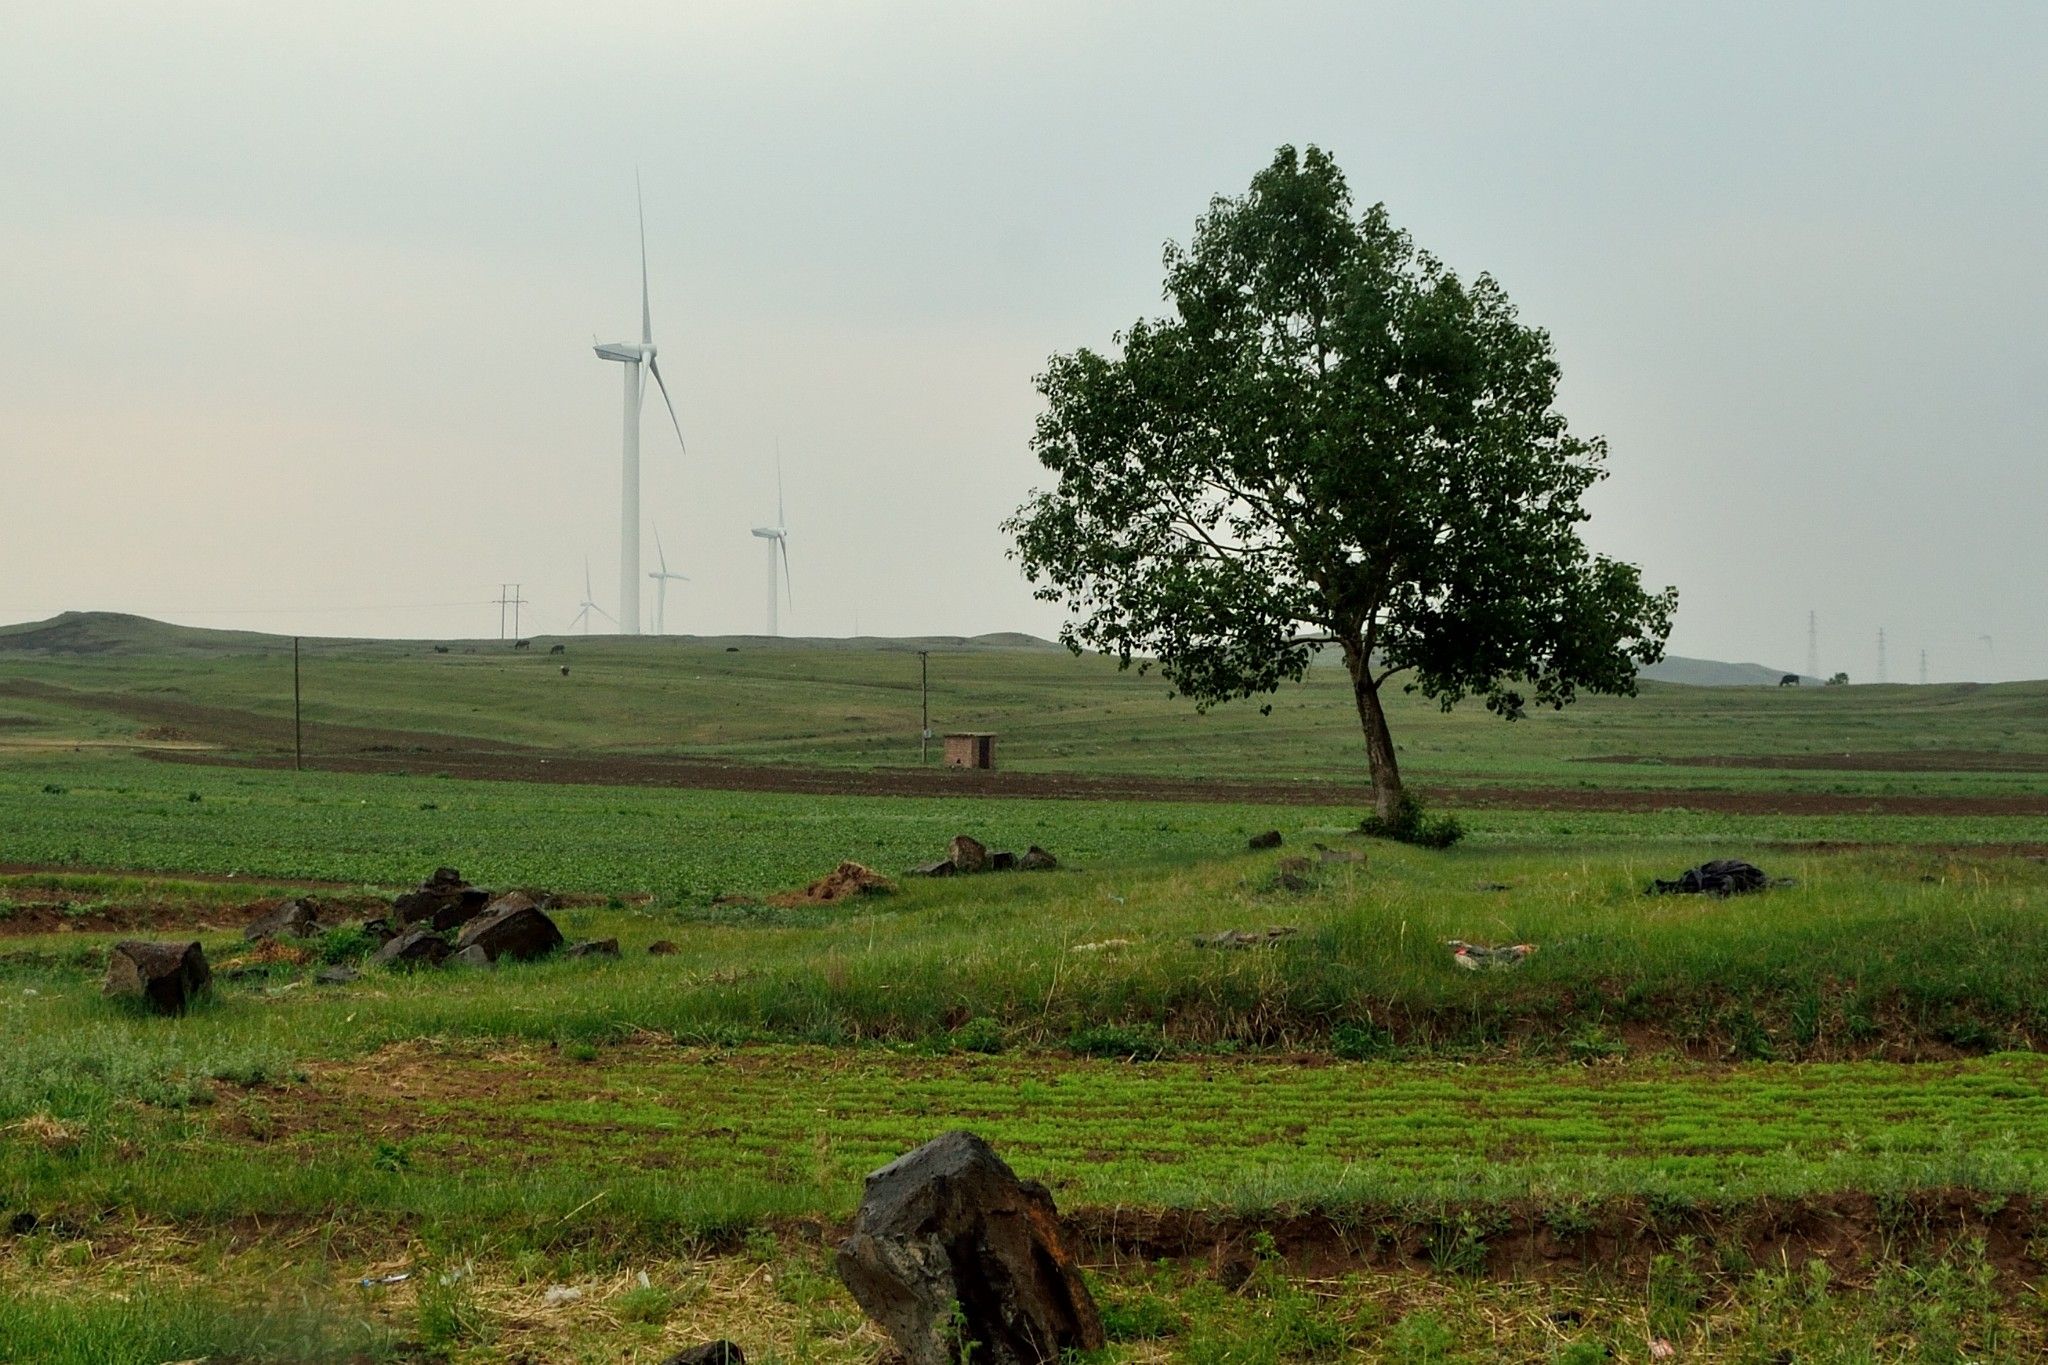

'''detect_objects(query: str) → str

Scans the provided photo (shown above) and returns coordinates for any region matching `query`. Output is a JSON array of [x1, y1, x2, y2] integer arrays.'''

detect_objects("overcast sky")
[[3, 2, 2042, 681]]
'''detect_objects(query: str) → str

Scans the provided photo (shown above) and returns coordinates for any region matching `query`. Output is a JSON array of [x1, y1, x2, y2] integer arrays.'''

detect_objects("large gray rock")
[[392, 867, 492, 932], [948, 835, 989, 875], [453, 892, 563, 963], [103, 940, 211, 1015], [1017, 846, 1059, 872], [835, 1130, 1103, 1365], [371, 928, 451, 970], [244, 897, 321, 942]]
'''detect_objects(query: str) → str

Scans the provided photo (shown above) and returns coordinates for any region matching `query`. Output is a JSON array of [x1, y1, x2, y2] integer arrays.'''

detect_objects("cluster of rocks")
[[370, 870, 571, 971], [911, 835, 1058, 878], [103, 867, 621, 1009]]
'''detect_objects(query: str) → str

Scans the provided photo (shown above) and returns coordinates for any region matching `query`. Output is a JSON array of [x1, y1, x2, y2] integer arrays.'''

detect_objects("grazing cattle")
[[1779, 674, 1800, 687], [513, 640, 530, 650], [433, 645, 449, 653], [559, 665, 570, 677], [549, 644, 566, 655]]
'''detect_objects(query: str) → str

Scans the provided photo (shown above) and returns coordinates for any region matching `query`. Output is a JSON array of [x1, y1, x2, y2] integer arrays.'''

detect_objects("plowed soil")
[[1587, 749, 2048, 772]]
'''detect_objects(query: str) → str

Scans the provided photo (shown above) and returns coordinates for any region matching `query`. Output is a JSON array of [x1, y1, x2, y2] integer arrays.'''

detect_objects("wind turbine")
[[749, 457, 792, 636], [568, 558, 616, 635], [592, 175, 687, 636], [646, 527, 689, 635]]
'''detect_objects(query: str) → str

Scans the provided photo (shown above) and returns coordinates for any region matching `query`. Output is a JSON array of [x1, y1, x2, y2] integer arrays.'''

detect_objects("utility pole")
[[495, 584, 526, 640], [292, 636, 303, 772], [1876, 628, 1887, 684], [1806, 611, 1819, 680], [918, 650, 930, 763], [1919, 648, 1929, 686]]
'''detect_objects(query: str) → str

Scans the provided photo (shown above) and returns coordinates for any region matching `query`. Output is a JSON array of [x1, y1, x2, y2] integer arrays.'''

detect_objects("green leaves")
[[1008, 144, 1676, 798]]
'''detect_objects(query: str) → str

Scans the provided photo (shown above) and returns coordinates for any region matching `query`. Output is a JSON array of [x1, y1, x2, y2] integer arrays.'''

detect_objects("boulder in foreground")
[[453, 892, 563, 963], [103, 940, 211, 1015], [836, 1130, 1103, 1365]]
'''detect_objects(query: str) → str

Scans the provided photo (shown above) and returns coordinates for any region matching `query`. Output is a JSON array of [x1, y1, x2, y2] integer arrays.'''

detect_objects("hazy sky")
[[3, 2, 2042, 681]]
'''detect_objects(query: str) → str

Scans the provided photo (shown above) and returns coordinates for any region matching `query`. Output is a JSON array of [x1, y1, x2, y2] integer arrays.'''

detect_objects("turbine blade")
[[776, 445, 785, 527], [638, 172, 651, 345], [779, 535, 792, 607], [591, 602, 618, 625], [654, 526, 668, 575], [647, 356, 686, 453]]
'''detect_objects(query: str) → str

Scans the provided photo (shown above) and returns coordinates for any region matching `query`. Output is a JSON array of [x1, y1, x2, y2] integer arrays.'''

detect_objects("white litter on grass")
[[542, 1285, 584, 1306], [357, 1271, 410, 1287], [1071, 938, 1134, 953]]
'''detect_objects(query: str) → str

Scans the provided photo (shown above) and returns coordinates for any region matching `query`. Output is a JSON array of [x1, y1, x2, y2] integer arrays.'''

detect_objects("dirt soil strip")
[[141, 746, 2048, 816], [1585, 749, 2048, 773]]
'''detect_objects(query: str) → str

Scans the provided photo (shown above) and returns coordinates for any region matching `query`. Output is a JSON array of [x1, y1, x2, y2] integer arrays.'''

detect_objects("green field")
[[2, 616, 2046, 1361]]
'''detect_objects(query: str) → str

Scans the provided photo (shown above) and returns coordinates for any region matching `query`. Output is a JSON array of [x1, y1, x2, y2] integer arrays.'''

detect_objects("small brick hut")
[[943, 732, 996, 769]]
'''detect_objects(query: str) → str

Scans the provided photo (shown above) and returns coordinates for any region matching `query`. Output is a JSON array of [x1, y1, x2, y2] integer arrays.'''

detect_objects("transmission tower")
[[1806, 611, 1819, 679], [1876, 628, 1887, 684]]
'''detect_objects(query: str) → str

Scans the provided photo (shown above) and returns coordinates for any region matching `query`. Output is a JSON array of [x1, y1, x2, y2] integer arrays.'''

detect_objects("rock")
[[314, 965, 359, 986], [659, 1344, 745, 1365], [1447, 939, 1536, 970], [910, 859, 956, 878], [647, 940, 679, 956], [392, 867, 493, 932], [1017, 846, 1058, 872], [453, 893, 563, 963], [948, 835, 989, 875], [452, 944, 493, 969], [359, 917, 398, 945], [989, 850, 1017, 872], [103, 940, 211, 1015], [371, 929, 451, 970], [1649, 859, 1779, 897], [1276, 855, 1312, 876], [1247, 830, 1284, 851], [565, 938, 620, 959], [1194, 926, 1299, 950], [835, 1131, 1103, 1365], [783, 861, 897, 904], [244, 897, 321, 941]]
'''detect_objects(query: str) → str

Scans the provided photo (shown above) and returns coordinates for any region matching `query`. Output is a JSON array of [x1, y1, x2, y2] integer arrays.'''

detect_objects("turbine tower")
[[647, 527, 689, 635], [568, 558, 616, 635], [1806, 611, 1819, 680], [749, 457, 792, 636], [592, 176, 687, 636]]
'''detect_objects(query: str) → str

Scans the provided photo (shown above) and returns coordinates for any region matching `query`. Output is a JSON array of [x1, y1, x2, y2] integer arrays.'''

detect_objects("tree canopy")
[[1005, 145, 1676, 819]]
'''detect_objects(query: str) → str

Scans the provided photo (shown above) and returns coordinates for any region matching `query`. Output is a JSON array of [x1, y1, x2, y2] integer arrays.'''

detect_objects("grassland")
[[1, 616, 2045, 1361]]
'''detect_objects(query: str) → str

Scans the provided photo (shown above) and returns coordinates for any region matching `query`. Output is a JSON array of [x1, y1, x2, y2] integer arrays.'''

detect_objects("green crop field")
[[2, 616, 2046, 1362]]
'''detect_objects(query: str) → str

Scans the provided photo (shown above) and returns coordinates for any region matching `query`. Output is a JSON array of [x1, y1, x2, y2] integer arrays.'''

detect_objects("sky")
[[2, 2, 2042, 682]]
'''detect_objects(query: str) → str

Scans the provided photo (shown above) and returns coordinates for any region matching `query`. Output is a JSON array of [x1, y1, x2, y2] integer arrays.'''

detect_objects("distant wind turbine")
[[750, 455, 792, 636], [592, 174, 687, 637], [646, 528, 689, 635], [568, 558, 616, 635]]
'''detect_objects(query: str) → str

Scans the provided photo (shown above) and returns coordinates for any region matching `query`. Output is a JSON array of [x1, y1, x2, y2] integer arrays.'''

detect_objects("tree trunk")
[[1341, 639, 1403, 821]]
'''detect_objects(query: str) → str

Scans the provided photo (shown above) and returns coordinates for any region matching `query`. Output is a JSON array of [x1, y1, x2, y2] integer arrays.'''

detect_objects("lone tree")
[[1006, 146, 1676, 822]]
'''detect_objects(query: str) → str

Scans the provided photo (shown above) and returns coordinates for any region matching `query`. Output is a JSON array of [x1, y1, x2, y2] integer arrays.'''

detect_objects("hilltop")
[[0, 611, 1062, 658]]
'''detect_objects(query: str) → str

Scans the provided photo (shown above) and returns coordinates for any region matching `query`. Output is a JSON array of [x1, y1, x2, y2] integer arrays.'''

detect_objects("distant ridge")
[[1641, 655, 1815, 687], [0, 611, 1063, 657], [0, 615, 1867, 685]]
